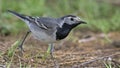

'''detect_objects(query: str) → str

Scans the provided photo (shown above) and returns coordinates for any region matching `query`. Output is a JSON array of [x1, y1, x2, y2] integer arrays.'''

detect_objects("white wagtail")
[[8, 10, 86, 59]]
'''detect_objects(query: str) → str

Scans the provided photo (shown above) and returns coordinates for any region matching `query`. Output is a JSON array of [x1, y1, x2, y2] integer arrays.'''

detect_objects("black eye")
[[70, 18, 74, 21]]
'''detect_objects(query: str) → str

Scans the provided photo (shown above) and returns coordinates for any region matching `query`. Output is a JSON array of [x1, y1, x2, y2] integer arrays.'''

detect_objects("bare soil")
[[0, 31, 120, 68]]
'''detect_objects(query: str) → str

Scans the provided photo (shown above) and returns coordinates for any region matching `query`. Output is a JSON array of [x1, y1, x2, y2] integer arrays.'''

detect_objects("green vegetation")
[[104, 61, 112, 68], [7, 40, 19, 57], [103, 60, 120, 68], [0, 0, 120, 67], [6, 40, 19, 68], [0, 0, 120, 35]]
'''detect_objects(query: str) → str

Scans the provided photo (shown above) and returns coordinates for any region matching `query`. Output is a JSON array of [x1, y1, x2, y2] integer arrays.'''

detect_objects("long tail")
[[7, 10, 30, 21]]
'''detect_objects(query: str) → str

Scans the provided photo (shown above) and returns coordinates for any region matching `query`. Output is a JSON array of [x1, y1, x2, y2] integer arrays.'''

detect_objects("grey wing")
[[33, 17, 59, 30], [8, 10, 59, 30]]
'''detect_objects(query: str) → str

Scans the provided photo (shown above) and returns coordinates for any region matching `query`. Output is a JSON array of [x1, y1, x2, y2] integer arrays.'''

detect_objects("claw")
[[17, 44, 24, 56], [18, 30, 31, 55], [18, 44, 25, 52]]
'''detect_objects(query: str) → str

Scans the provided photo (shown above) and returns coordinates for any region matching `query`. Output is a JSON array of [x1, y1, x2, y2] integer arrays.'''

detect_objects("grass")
[[103, 61, 112, 68], [0, 0, 120, 67], [0, 0, 120, 35], [7, 40, 19, 57], [103, 60, 120, 68], [6, 40, 19, 68]]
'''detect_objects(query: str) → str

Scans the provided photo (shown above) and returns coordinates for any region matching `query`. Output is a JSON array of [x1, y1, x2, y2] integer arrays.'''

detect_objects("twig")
[[79, 52, 120, 66], [14, 54, 28, 63]]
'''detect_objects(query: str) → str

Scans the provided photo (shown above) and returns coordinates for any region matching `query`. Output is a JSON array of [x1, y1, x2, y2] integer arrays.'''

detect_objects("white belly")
[[32, 31, 56, 43], [29, 24, 56, 43]]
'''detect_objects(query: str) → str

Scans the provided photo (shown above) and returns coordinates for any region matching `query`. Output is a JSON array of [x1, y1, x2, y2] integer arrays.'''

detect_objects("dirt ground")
[[0, 31, 120, 68]]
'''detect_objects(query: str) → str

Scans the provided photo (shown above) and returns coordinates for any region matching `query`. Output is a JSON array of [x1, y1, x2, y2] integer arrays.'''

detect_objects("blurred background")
[[0, 0, 120, 35], [0, 0, 120, 68]]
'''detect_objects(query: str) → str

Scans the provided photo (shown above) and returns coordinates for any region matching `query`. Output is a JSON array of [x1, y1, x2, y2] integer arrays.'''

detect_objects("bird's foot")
[[18, 44, 25, 56]]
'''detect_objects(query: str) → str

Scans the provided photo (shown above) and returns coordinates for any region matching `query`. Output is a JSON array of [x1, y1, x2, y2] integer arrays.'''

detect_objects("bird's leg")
[[47, 43, 54, 58], [18, 30, 31, 53], [47, 44, 59, 67]]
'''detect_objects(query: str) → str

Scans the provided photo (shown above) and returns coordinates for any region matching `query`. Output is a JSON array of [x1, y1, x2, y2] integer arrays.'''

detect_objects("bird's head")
[[61, 15, 86, 27], [56, 15, 87, 40]]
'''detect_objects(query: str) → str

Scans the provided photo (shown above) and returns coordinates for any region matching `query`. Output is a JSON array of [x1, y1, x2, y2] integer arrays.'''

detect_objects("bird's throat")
[[56, 23, 79, 40]]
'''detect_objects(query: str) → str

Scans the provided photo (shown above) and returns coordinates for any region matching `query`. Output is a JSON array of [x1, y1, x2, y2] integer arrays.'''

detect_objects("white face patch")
[[59, 20, 65, 28], [75, 17, 81, 21], [64, 16, 80, 25]]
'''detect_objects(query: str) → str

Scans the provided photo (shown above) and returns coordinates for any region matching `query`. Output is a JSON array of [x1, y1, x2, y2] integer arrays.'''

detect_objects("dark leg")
[[48, 44, 59, 68], [49, 44, 54, 59], [19, 30, 31, 52], [47, 43, 54, 58]]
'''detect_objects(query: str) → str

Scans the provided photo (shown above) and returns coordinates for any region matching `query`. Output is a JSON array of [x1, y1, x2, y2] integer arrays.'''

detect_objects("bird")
[[8, 10, 86, 64]]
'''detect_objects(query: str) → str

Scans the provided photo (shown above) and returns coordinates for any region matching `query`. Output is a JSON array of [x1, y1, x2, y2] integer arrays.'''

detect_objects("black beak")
[[79, 21, 87, 24], [75, 17, 87, 24]]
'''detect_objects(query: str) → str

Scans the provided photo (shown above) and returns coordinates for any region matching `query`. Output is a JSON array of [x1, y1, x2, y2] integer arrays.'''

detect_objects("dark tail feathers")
[[7, 10, 29, 21]]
